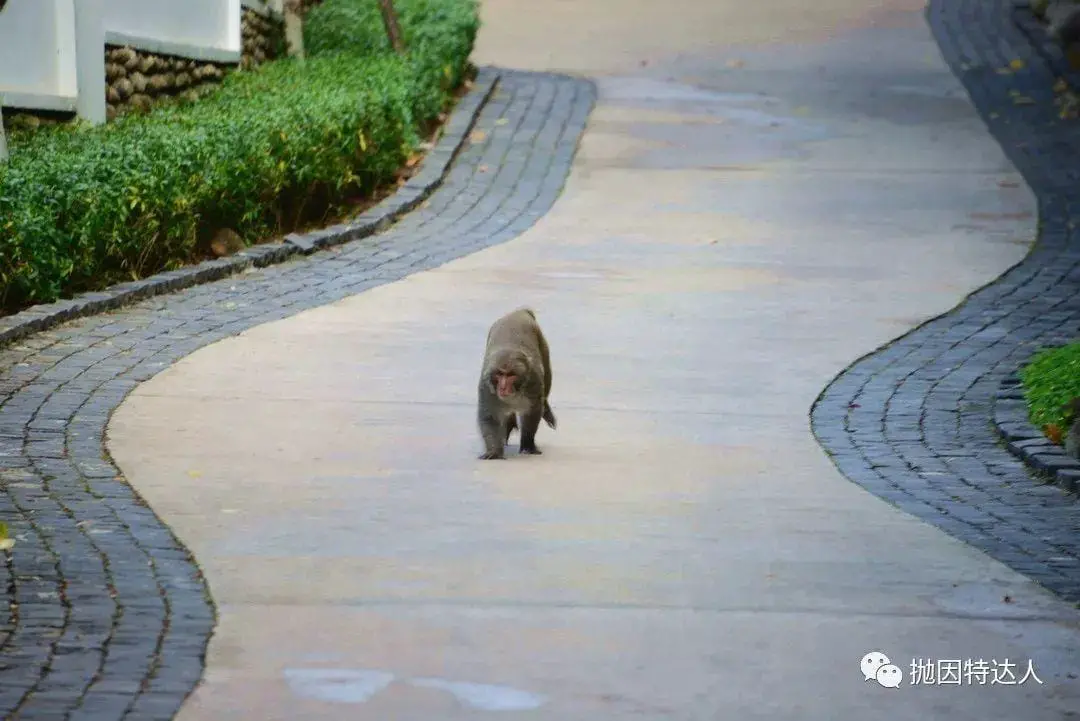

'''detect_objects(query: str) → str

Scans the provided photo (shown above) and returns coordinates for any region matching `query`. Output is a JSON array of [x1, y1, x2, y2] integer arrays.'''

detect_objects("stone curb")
[[1013, 1, 1080, 91], [0, 65, 500, 350], [992, 356, 1080, 494]]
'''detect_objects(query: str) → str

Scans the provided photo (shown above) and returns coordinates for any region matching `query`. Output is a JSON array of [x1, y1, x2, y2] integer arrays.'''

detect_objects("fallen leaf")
[[187, 470, 203, 479], [792, 106, 810, 116], [726, 59, 744, 69], [478, 164, 489, 173], [495, 118, 509, 126], [469, 130, 487, 143], [1009, 59, 1025, 70]]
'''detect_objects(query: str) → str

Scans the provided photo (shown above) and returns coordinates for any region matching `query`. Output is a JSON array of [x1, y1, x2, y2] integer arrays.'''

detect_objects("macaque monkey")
[[477, 307, 557, 459]]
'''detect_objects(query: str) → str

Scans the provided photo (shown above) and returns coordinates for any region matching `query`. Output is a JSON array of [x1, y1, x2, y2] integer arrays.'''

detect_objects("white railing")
[[103, 0, 242, 62], [0, 0, 78, 113], [0, 0, 276, 124]]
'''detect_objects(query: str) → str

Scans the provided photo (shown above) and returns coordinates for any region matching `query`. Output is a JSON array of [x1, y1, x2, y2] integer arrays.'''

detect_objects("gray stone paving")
[[812, 0, 1080, 606], [0, 69, 595, 720]]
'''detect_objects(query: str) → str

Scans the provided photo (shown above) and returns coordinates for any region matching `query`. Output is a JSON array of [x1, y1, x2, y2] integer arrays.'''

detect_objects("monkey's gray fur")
[[477, 307, 557, 459]]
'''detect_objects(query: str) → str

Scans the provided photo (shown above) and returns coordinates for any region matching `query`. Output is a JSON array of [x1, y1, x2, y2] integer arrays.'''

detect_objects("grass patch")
[[1020, 341, 1080, 441], [0, 0, 479, 315]]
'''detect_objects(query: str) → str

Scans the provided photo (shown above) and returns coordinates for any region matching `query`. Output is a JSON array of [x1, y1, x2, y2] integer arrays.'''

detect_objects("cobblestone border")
[[0, 66, 499, 351], [993, 359, 1080, 493], [1, 68, 596, 720], [993, 4, 1080, 494], [810, 0, 1080, 606]]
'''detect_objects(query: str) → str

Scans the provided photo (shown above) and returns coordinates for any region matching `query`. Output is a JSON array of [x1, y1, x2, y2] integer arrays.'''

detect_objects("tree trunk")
[[377, 0, 405, 54], [283, 0, 306, 64], [0, 106, 8, 163], [0, 7, 6, 161]]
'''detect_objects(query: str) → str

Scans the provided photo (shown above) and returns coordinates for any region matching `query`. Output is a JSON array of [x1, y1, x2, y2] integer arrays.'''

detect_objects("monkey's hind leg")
[[505, 414, 519, 443], [518, 406, 544, 455], [478, 413, 507, 460]]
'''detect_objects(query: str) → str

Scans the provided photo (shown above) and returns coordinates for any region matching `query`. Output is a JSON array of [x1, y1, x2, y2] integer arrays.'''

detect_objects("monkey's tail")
[[543, 401, 557, 430]]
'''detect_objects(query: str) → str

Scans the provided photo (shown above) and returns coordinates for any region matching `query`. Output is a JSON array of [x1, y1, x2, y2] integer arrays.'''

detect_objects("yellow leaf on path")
[[470, 130, 487, 143], [792, 106, 810, 116], [0, 539, 14, 551], [495, 118, 509, 126], [1009, 58, 1025, 70], [187, 470, 203, 479]]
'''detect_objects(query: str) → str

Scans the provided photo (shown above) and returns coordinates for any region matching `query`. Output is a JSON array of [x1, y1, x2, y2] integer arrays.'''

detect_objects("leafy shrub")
[[0, 0, 479, 312], [1020, 341, 1080, 440]]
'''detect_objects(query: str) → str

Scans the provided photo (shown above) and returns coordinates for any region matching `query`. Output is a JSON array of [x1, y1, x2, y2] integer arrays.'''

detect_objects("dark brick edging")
[[991, 3, 1080, 495], [809, 0, 1080, 607], [0, 66, 500, 351], [992, 360, 1080, 493]]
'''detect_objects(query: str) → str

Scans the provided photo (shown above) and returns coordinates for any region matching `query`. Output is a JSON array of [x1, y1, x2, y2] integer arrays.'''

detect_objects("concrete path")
[[109, 0, 1080, 718]]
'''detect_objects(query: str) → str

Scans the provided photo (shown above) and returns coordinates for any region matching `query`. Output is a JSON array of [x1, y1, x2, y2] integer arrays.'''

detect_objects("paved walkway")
[[2, 0, 1080, 718]]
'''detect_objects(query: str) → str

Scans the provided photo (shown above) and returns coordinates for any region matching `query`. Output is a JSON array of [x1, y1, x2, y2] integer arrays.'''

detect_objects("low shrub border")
[[0, 66, 498, 349], [0, 0, 480, 315], [992, 342, 1080, 494]]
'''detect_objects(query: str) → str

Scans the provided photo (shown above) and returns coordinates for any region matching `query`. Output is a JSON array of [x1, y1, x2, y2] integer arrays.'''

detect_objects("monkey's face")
[[488, 353, 528, 399]]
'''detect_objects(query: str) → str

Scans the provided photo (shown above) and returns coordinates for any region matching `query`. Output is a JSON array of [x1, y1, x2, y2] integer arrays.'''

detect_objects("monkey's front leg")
[[478, 412, 507, 460], [518, 405, 544, 455]]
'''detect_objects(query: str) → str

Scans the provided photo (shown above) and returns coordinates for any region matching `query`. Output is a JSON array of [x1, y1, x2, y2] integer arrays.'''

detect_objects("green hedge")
[[1021, 341, 1080, 438], [0, 0, 479, 312]]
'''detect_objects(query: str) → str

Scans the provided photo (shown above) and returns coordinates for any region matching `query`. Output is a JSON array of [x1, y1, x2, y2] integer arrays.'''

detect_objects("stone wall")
[[106, 8, 285, 119], [239, 5, 286, 70], [105, 46, 224, 120]]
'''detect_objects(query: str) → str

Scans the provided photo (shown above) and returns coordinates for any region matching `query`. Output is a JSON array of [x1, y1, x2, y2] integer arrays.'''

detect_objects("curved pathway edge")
[[810, 0, 1080, 606]]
